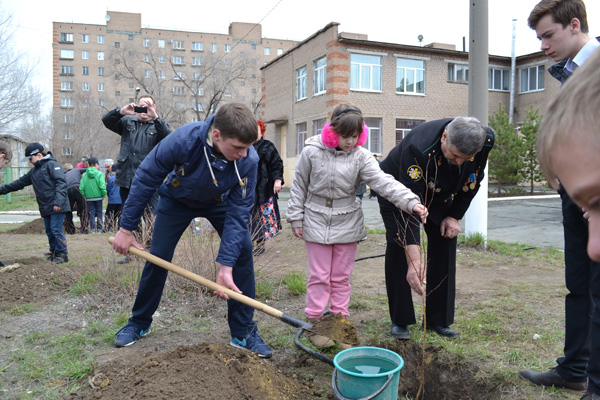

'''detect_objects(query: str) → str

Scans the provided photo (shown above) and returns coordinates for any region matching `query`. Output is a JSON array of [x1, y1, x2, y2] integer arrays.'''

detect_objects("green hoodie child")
[[80, 157, 106, 233]]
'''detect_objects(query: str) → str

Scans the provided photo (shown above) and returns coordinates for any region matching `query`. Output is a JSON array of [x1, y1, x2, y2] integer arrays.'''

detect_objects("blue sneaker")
[[114, 324, 151, 347], [230, 329, 273, 358]]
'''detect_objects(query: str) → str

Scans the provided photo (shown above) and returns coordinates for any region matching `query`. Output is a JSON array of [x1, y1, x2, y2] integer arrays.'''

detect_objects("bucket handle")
[[331, 368, 394, 400]]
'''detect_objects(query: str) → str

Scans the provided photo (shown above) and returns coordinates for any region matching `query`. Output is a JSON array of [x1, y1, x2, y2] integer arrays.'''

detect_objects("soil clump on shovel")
[[311, 313, 361, 346]]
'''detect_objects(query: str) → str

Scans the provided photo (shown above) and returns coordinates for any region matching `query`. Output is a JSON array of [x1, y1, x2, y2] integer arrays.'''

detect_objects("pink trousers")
[[304, 241, 358, 319]]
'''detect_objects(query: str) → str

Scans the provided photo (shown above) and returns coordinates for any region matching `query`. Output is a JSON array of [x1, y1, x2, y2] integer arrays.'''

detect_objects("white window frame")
[[313, 118, 326, 137], [82, 50, 89, 60], [313, 56, 327, 96], [82, 34, 89, 43], [172, 40, 184, 50], [193, 102, 203, 111], [489, 67, 510, 91], [520, 64, 545, 93], [192, 42, 203, 51], [173, 56, 185, 65], [60, 49, 74, 59], [158, 70, 166, 79], [264, 47, 271, 55], [143, 38, 151, 47], [224, 44, 231, 53], [98, 67, 104, 76], [192, 57, 202, 66], [98, 51, 104, 60], [61, 65, 74, 75], [158, 56, 165, 64], [350, 53, 382, 92], [448, 63, 469, 83], [82, 82, 89, 91], [395, 119, 424, 144], [296, 122, 307, 155], [158, 39, 165, 48], [144, 54, 151, 63], [396, 58, 425, 94], [296, 66, 307, 101], [98, 83, 105, 92], [277, 48, 283, 56], [97, 35, 104, 44], [82, 66, 89, 75], [60, 33, 73, 42], [61, 98, 74, 107], [62, 147, 72, 156], [364, 118, 382, 154], [174, 71, 185, 80], [61, 81, 73, 91], [211, 43, 217, 53]]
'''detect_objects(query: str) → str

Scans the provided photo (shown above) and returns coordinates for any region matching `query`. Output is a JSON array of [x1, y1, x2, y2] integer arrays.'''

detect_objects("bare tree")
[[0, 11, 44, 133], [108, 40, 252, 127], [52, 87, 120, 164]]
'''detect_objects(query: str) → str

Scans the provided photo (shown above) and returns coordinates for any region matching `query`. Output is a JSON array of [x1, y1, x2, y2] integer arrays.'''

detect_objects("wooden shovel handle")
[[108, 236, 284, 319]]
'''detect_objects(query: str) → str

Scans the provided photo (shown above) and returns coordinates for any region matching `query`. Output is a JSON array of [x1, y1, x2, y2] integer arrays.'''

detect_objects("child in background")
[[104, 161, 122, 231], [0, 143, 71, 264], [286, 104, 428, 348], [80, 157, 107, 233]]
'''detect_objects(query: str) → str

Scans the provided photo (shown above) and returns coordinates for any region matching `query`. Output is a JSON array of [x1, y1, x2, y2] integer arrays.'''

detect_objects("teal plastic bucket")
[[333, 346, 404, 400]]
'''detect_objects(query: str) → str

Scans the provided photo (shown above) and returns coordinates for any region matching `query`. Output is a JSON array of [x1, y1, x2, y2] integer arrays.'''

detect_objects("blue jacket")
[[120, 114, 258, 267], [106, 174, 122, 205]]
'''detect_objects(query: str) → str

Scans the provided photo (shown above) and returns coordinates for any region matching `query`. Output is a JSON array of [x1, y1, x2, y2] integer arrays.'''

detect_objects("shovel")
[[108, 237, 333, 365]]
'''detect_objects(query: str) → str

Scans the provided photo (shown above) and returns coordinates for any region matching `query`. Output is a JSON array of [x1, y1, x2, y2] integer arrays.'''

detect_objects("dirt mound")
[[372, 341, 498, 400], [9, 218, 46, 234], [70, 343, 320, 400], [0, 257, 77, 311]]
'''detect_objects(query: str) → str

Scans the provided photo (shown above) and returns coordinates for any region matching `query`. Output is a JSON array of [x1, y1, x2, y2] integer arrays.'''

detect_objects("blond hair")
[[537, 48, 600, 187]]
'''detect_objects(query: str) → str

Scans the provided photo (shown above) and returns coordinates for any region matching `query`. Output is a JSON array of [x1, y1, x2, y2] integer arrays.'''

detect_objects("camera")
[[134, 106, 148, 113]]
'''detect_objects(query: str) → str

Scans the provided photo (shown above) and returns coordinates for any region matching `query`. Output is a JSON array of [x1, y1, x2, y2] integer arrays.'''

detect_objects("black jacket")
[[379, 118, 494, 245], [253, 138, 284, 205], [0, 153, 70, 217], [102, 108, 171, 188]]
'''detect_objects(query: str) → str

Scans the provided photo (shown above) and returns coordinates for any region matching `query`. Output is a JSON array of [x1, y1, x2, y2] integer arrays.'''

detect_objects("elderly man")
[[377, 117, 494, 340]]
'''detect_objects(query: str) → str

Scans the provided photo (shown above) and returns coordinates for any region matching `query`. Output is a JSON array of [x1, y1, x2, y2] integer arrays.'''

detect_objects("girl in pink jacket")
[[287, 104, 428, 347]]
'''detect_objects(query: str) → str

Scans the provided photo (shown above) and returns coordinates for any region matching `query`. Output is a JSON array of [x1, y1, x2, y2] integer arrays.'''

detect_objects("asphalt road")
[[0, 192, 564, 250], [277, 190, 564, 250]]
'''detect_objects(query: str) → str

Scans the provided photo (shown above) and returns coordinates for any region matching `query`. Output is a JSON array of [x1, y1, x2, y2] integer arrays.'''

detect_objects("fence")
[[0, 166, 35, 202]]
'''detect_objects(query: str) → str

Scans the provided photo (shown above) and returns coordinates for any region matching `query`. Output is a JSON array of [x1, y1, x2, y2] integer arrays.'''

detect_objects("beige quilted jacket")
[[287, 135, 421, 244]]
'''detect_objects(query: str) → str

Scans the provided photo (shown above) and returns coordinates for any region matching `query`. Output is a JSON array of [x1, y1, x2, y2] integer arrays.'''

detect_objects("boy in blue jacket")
[[111, 103, 272, 358]]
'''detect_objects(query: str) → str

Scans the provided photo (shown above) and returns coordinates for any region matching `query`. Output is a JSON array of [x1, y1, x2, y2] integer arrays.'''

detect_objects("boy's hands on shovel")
[[112, 228, 144, 255], [215, 265, 243, 300]]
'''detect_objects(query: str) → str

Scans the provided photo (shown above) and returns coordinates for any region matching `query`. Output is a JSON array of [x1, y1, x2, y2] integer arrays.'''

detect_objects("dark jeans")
[[104, 203, 122, 232], [65, 187, 88, 234], [44, 213, 67, 255], [128, 196, 257, 339], [87, 200, 103, 232], [556, 189, 600, 394]]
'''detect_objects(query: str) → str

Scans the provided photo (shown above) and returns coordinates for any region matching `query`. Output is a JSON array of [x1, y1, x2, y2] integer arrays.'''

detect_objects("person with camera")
[[102, 95, 171, 263]]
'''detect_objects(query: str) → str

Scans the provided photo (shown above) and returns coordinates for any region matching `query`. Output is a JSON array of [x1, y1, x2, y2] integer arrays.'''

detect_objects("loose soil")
[[0, 218, 577, 399]]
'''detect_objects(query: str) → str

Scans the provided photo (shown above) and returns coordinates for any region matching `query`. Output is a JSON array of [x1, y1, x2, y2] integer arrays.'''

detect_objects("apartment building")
[[52, 11, 298, 163], [260, 22, 561, 185]]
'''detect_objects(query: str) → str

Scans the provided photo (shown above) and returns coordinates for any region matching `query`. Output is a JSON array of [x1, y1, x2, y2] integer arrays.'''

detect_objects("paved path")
[[0, 191, 564, 249], [277, 190, 564, 250]]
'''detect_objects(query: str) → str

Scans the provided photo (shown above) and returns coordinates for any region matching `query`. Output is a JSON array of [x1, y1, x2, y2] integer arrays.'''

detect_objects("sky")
[[3, 0, 600, 112]]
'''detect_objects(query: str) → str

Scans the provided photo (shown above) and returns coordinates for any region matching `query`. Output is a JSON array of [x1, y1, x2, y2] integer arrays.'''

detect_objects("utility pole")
[[465, 0, 489, 244]]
